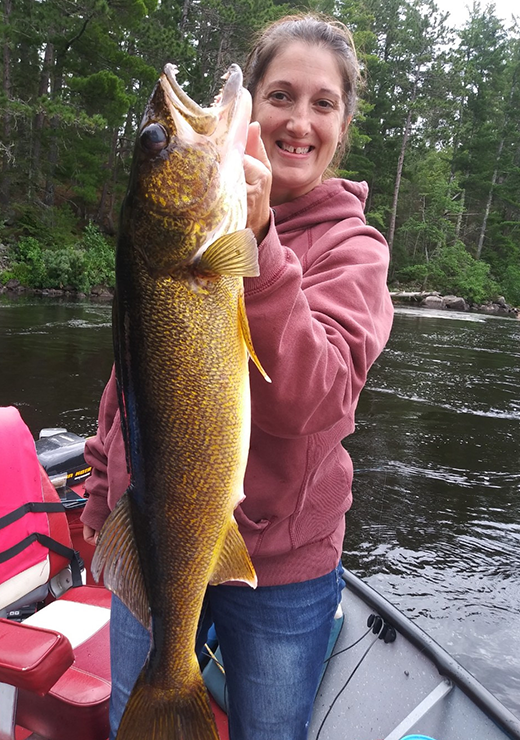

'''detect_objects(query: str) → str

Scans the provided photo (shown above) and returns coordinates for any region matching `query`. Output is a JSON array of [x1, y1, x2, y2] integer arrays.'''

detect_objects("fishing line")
[[353, 463, 390, 573], [203, 643, 225, 674], [315, 633, 381, 740], [203, 626, 372, 675], [375, 468, 390, 573]]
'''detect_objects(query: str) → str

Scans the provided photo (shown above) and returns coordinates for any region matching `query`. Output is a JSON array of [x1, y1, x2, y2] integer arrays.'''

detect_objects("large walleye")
[[92, 63, 268, 740]]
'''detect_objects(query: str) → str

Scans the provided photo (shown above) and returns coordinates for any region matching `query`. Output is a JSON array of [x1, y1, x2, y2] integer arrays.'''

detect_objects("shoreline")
[[0, 281, 114, 301], [390, 290, 518, 319], [1, 282, 518, 319]]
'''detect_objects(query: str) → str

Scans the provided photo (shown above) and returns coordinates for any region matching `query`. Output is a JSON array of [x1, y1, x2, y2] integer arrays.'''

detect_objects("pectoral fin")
[[91, 492, 150, 629], [209, 516, 257, 588], [197, 229, 259, 277]]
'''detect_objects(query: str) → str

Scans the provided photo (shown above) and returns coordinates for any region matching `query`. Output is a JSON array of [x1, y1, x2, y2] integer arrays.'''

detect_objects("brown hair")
[[244, 13, 360, 129]]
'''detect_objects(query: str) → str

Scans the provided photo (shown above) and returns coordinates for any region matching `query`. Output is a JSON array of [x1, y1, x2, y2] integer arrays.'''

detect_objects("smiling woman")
[[244, 15, 359, 207], [249, 41, 347, 205]]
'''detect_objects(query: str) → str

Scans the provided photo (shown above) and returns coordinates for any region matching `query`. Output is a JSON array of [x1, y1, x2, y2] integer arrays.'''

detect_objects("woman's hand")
[[244, 121, 272, 244], [83, 524, 99, 547]]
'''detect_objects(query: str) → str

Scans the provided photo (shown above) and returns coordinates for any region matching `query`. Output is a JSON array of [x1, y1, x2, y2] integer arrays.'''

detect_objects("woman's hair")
[[244, 13, 361, 128]]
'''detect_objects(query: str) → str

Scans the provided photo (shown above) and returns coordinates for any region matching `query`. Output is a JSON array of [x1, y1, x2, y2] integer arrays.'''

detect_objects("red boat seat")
[[0, 586, 111, 740]]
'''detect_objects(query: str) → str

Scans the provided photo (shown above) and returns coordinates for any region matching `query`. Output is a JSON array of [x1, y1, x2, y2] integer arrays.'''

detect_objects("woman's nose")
[[286, 102, 311, 137]]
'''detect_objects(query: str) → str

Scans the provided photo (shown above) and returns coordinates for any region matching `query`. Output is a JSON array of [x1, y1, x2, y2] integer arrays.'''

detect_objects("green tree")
[[398, 241, 500, 303], [448, 5, 510, 253], [0, 0, 519, 303]]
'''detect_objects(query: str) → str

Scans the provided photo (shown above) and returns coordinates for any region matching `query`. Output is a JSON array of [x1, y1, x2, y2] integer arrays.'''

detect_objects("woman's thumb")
[[246, 122, 270, 169]]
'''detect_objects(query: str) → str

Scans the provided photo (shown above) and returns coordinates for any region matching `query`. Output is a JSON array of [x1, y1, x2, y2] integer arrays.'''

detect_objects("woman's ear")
[[340, 114, 353, 144]]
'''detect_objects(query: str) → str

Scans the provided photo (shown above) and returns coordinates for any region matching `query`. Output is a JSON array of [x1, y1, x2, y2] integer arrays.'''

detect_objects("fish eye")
[[140, 123, 169, 153]]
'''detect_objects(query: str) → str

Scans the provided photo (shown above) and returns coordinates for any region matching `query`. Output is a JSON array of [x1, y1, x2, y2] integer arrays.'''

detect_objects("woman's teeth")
[[279, 142, 311, 154]]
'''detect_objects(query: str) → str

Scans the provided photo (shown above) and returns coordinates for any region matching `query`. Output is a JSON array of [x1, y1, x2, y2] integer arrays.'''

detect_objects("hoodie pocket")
[[234, 505, 271, 557], [291, 446, 352, 550]]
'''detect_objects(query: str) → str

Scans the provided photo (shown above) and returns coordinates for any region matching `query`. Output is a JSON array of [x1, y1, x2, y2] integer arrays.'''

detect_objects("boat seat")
[[0, 586, 111, 740]]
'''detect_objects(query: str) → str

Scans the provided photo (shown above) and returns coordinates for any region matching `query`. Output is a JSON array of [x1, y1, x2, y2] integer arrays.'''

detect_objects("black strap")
[[0, 501, 65, 530], [0, 533, 83, 587]]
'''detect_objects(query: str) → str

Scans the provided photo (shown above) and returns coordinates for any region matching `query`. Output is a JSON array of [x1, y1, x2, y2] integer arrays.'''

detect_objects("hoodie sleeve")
[[80, 367, 120, 531], [243, 207, 393, 438]]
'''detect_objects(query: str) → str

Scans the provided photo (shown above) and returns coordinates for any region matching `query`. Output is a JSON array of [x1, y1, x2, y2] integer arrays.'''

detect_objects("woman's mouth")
[[277, 141, 313, 154]]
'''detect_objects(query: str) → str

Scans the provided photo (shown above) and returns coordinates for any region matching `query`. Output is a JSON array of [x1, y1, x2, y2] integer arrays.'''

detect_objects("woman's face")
[[252, 41, 347, 206]]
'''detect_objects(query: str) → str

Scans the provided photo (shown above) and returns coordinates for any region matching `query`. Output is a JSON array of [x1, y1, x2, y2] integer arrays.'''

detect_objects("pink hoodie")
[[81, 177, 393, 586]]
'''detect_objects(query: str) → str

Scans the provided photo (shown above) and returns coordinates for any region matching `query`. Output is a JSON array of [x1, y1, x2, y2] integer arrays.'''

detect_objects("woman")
[[82, 13, 394, 740]]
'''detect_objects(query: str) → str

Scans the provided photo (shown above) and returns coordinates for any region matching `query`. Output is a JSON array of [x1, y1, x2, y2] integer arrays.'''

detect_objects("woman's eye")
[[270, 91, 288, 102], [316, 99, 334, 109]]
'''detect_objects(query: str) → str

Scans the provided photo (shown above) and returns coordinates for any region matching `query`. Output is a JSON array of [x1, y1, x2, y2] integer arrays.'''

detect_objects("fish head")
[[123, 63, 252, 277]]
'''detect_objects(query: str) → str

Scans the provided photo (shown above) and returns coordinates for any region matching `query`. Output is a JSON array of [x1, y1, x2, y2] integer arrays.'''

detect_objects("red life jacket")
[[0, 406, 80, 600]]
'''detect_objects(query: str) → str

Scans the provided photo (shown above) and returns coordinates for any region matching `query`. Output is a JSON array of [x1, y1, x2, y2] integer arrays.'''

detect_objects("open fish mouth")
[[159, 63, 252, 170]]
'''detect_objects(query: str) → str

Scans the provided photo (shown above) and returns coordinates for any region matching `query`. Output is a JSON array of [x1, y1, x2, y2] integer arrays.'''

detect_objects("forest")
[[0, 0, 519, 305]]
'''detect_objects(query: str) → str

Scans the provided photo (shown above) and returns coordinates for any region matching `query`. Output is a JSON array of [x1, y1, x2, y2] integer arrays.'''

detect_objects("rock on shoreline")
[[390, 291, 518, 318]]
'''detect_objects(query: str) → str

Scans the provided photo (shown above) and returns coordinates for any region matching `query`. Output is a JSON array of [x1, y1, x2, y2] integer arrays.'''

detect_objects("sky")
[[433, 0, 518, 29]]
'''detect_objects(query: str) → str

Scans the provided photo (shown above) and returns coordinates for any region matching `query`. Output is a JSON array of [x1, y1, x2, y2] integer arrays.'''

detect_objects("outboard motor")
[[36, 429, 91, 508]]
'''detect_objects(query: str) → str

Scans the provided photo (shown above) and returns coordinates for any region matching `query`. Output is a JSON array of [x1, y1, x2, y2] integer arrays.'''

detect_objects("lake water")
[[344, 306, 520, 716], [1, 294, 519, 717]]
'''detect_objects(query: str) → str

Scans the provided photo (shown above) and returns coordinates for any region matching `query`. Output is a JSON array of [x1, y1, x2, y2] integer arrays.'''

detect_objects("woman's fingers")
[[83, 523, 99, 546]]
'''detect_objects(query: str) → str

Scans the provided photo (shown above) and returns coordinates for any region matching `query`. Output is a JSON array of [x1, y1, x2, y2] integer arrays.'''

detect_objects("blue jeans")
[[109, 563, 344, 740]]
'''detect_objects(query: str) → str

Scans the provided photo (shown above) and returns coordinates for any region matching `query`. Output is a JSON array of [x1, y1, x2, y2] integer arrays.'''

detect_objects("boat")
[[1, 405, 519, 740], [310, 572, 520, 740]]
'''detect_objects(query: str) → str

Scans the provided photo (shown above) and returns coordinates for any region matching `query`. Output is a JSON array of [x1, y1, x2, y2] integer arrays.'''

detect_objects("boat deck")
[[310, 571, 520, 740]]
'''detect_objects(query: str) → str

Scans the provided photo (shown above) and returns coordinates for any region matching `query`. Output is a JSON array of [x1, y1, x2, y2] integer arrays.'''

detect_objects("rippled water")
[[0, 295, 114, 435], [1, 296, 519, 716], [344, 307, 520, 715]]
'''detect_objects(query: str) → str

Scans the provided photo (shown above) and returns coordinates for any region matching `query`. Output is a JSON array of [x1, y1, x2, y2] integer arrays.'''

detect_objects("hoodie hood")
[[272, 178, 369, 234]]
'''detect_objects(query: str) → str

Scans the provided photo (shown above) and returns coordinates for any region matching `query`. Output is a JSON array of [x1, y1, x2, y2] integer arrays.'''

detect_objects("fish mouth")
[[159, 63, 252, 168], [138, 63, 251, 234]]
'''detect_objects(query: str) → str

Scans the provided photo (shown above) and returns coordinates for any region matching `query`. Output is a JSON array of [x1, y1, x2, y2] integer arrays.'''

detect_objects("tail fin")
[[116, 669, 220, 740]]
